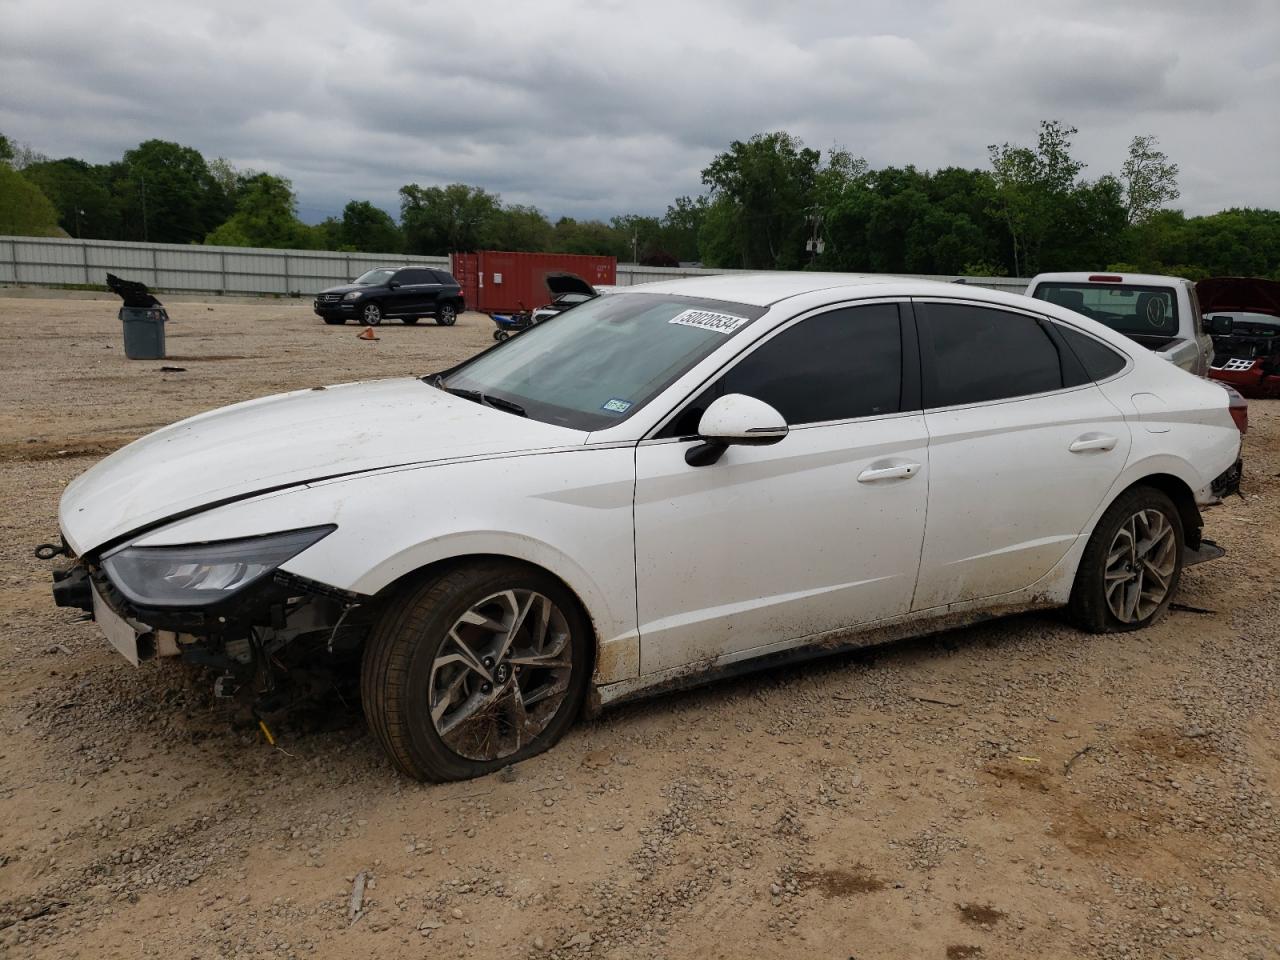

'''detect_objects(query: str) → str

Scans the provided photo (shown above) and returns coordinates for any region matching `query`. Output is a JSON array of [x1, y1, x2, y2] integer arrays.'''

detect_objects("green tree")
[[700, 132, 821, 269], [987, 120, 1089, 275], [204, 173, 316, 249], [120, 140, 233, 243], [493, 204, 554, 252], [337, 200, 402, 252], [399, 183, 502, 253], [660, 195, 710, 263], [0, 164, 62, 236], [551, 217, 629, 258], [0, 133, 13, 166], [1121, 134, 1180, 225], [21, 158, 119, 238]]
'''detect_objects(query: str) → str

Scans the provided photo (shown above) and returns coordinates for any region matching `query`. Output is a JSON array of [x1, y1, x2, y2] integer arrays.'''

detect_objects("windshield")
[[353, 268, 395, 286], [442, 293, 766, 430], [1032, 282, 1179, 337]]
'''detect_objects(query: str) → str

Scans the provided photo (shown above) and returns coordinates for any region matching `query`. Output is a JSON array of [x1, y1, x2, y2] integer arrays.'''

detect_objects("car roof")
[[619, 271, 946, 306]]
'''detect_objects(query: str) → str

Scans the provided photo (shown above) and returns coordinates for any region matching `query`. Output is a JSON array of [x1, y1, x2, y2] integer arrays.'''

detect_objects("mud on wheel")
[[360, 561, 591, 781], [1067, 485, 1184, 633]]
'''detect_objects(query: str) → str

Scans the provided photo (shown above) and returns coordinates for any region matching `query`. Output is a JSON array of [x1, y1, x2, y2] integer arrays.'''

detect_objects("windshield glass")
[[353, 268, 395, 286], [1033, 282, 1179, 337], [442, 293, 766, 430]]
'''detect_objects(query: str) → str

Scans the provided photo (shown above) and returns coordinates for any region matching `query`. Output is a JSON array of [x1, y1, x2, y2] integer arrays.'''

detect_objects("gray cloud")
[[2, 0, 1277, 222]]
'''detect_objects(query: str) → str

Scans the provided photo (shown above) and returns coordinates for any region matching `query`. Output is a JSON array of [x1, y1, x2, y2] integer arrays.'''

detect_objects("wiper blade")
[[443, 386, 526, 417], [480, 394, 527, 417]]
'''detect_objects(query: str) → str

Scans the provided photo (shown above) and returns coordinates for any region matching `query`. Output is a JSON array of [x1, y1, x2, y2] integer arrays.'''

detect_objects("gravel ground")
[[0, 295, 1276, 960]]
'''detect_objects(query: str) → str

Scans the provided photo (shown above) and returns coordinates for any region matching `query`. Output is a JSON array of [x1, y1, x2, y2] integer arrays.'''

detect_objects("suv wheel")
[[361, 561, 590, 782], [360, 302, 383, 326], [1067, 486, 1184, 633], [436, 303, 458, 326]]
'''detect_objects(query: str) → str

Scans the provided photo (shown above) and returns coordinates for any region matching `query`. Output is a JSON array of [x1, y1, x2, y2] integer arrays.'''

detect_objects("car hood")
[[60, 377, 584, 554], [544, 273, 596, 297], [1197, 277, 1280, 318], [316, 282, 371, 296]]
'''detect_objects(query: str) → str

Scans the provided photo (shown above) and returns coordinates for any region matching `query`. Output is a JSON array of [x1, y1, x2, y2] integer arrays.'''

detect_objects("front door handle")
[[857, 461, 921, 483], [1068, 433, 1118, 453]]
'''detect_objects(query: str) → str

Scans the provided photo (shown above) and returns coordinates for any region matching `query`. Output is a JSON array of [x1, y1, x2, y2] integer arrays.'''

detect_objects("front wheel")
[[360, 562, 591, 782], [360, 302, 383, 326], [436, 303, 458, 326], [1067, 486, 1184, 633]]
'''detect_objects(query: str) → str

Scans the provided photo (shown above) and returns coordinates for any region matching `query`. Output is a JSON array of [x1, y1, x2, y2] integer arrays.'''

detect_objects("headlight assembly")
[[342, 291, 362, 300], [100, 525, 335, 608]]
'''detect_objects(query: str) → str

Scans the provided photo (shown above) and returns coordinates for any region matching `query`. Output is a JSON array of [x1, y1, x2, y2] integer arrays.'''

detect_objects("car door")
[[633, 301, 930, 676], [909, 299, 1132, 611]]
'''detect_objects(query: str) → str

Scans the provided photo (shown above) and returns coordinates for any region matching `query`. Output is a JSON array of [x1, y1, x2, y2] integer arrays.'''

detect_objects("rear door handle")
[[857, 461, 921, 483], [1068, 433, 1118, 453]]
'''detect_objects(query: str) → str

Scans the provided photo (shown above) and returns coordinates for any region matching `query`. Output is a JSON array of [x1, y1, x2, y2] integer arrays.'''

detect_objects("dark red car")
[[1202, 277, 1280, 399]]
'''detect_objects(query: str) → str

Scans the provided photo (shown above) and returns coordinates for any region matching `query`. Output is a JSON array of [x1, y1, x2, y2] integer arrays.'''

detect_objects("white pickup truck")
[[1025, 272, 1214, 376]]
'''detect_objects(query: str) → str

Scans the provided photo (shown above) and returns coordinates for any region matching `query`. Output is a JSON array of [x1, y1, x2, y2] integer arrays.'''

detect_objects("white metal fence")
[[0, 235, 1028, 298]]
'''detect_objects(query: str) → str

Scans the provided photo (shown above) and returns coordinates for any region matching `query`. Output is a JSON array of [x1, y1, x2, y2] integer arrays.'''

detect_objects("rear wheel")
[[361, 562, 590, 782], [436, 302, 458, 326], [360, 302, 383, 326], [495, 330, 510, 341], [1067, 486, 1184, 633]]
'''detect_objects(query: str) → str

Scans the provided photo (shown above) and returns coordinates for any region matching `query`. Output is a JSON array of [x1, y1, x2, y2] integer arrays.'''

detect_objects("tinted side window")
[[1056, 325, 1127, 380], [666, 304, 902, 434], [918, 303, 1063, 407], [433, 270, 457, 285]]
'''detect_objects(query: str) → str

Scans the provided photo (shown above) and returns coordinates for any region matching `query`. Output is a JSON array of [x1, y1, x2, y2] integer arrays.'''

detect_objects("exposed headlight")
[[342, 291, 362, 300], [100, 526, 335, 608]]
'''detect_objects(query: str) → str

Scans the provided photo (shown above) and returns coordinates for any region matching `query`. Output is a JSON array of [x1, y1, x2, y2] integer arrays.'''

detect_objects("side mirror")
[[686, 394, 788, 466], [1205, 314, 1233, 336], [388, 280, 402, 290]]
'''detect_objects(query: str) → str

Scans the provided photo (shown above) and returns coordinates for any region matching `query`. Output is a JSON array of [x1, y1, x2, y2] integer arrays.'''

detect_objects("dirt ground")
[[0, 295, 1277, 960]]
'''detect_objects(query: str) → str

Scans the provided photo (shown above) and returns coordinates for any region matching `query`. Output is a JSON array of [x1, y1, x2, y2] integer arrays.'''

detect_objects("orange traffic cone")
[[357, 327, 379, 341]]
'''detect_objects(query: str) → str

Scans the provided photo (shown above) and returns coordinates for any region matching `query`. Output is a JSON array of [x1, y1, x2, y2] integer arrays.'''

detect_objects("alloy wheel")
[[1104, 508, 1178, 623], [362, 303, 382, 325], [427, 589, 573, 761]]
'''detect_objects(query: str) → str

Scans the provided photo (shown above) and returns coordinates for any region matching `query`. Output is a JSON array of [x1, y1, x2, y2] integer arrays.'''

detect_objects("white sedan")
[[49, 274, 1245, 781]]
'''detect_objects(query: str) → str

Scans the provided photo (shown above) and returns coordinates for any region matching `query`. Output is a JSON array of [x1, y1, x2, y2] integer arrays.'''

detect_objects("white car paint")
[[59, 273, 1242, 704]]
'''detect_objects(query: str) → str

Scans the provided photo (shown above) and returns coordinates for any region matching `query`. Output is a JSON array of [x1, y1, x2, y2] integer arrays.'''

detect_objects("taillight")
[[1219, 382, 1248, 434], [1088, 274, 1123, 283]]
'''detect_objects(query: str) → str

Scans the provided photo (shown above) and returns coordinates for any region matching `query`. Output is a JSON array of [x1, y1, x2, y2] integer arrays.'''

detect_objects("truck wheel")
[[436, 303, 458, 326], [360, 562, 591, 782], [1067, 486, 1184, 633], [360, 302, 383, 326]]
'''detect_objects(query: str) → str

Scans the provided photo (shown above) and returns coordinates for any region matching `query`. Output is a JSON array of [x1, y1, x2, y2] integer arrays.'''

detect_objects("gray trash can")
[[120, 306, 168, 360]]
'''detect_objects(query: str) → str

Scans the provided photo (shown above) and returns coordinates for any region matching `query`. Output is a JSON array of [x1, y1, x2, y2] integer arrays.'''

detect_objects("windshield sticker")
[[668, 309, 749, 334], [601, 398, 633, 414]]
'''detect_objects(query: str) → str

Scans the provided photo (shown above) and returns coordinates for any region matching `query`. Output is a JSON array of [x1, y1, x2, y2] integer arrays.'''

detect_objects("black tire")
[[436, 302, 458, 326], [322, 317, 346, 326], [360, 561, 591, 782], [360, 302, 383, 326], [495, 330, 510, 341], [402, 317, 420, 325], [1067, 485, 1184, 633], [492, 330, 504, 341]]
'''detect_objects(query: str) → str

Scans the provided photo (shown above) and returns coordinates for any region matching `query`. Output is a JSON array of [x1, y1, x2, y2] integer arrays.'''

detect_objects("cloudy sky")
[[2, 0, 1277, 223]]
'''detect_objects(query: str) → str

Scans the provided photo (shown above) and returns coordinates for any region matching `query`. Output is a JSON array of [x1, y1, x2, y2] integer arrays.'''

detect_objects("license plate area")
[[91, 584, 145, 666]]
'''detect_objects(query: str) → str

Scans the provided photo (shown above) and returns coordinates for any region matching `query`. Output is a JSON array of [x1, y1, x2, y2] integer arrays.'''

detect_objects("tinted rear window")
[[1056, 325, 1127, 380], [918, 302, 1063, 407], [1032, 282, 1179, 337]]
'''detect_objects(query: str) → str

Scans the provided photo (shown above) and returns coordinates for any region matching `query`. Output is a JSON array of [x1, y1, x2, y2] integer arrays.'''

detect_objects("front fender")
[[128, 449, 641, 682]]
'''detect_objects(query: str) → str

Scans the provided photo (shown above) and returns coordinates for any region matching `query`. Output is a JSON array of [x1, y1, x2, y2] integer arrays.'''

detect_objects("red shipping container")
[[451, 251, 616, 314]]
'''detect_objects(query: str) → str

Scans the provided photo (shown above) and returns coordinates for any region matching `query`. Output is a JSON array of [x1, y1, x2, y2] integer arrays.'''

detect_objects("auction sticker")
[[668, 309, 749, 334], [601, 398, 633, 414]]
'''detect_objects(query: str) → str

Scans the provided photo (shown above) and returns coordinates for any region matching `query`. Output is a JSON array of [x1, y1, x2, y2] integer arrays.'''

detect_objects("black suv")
[[314, 266, 465, 326]]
